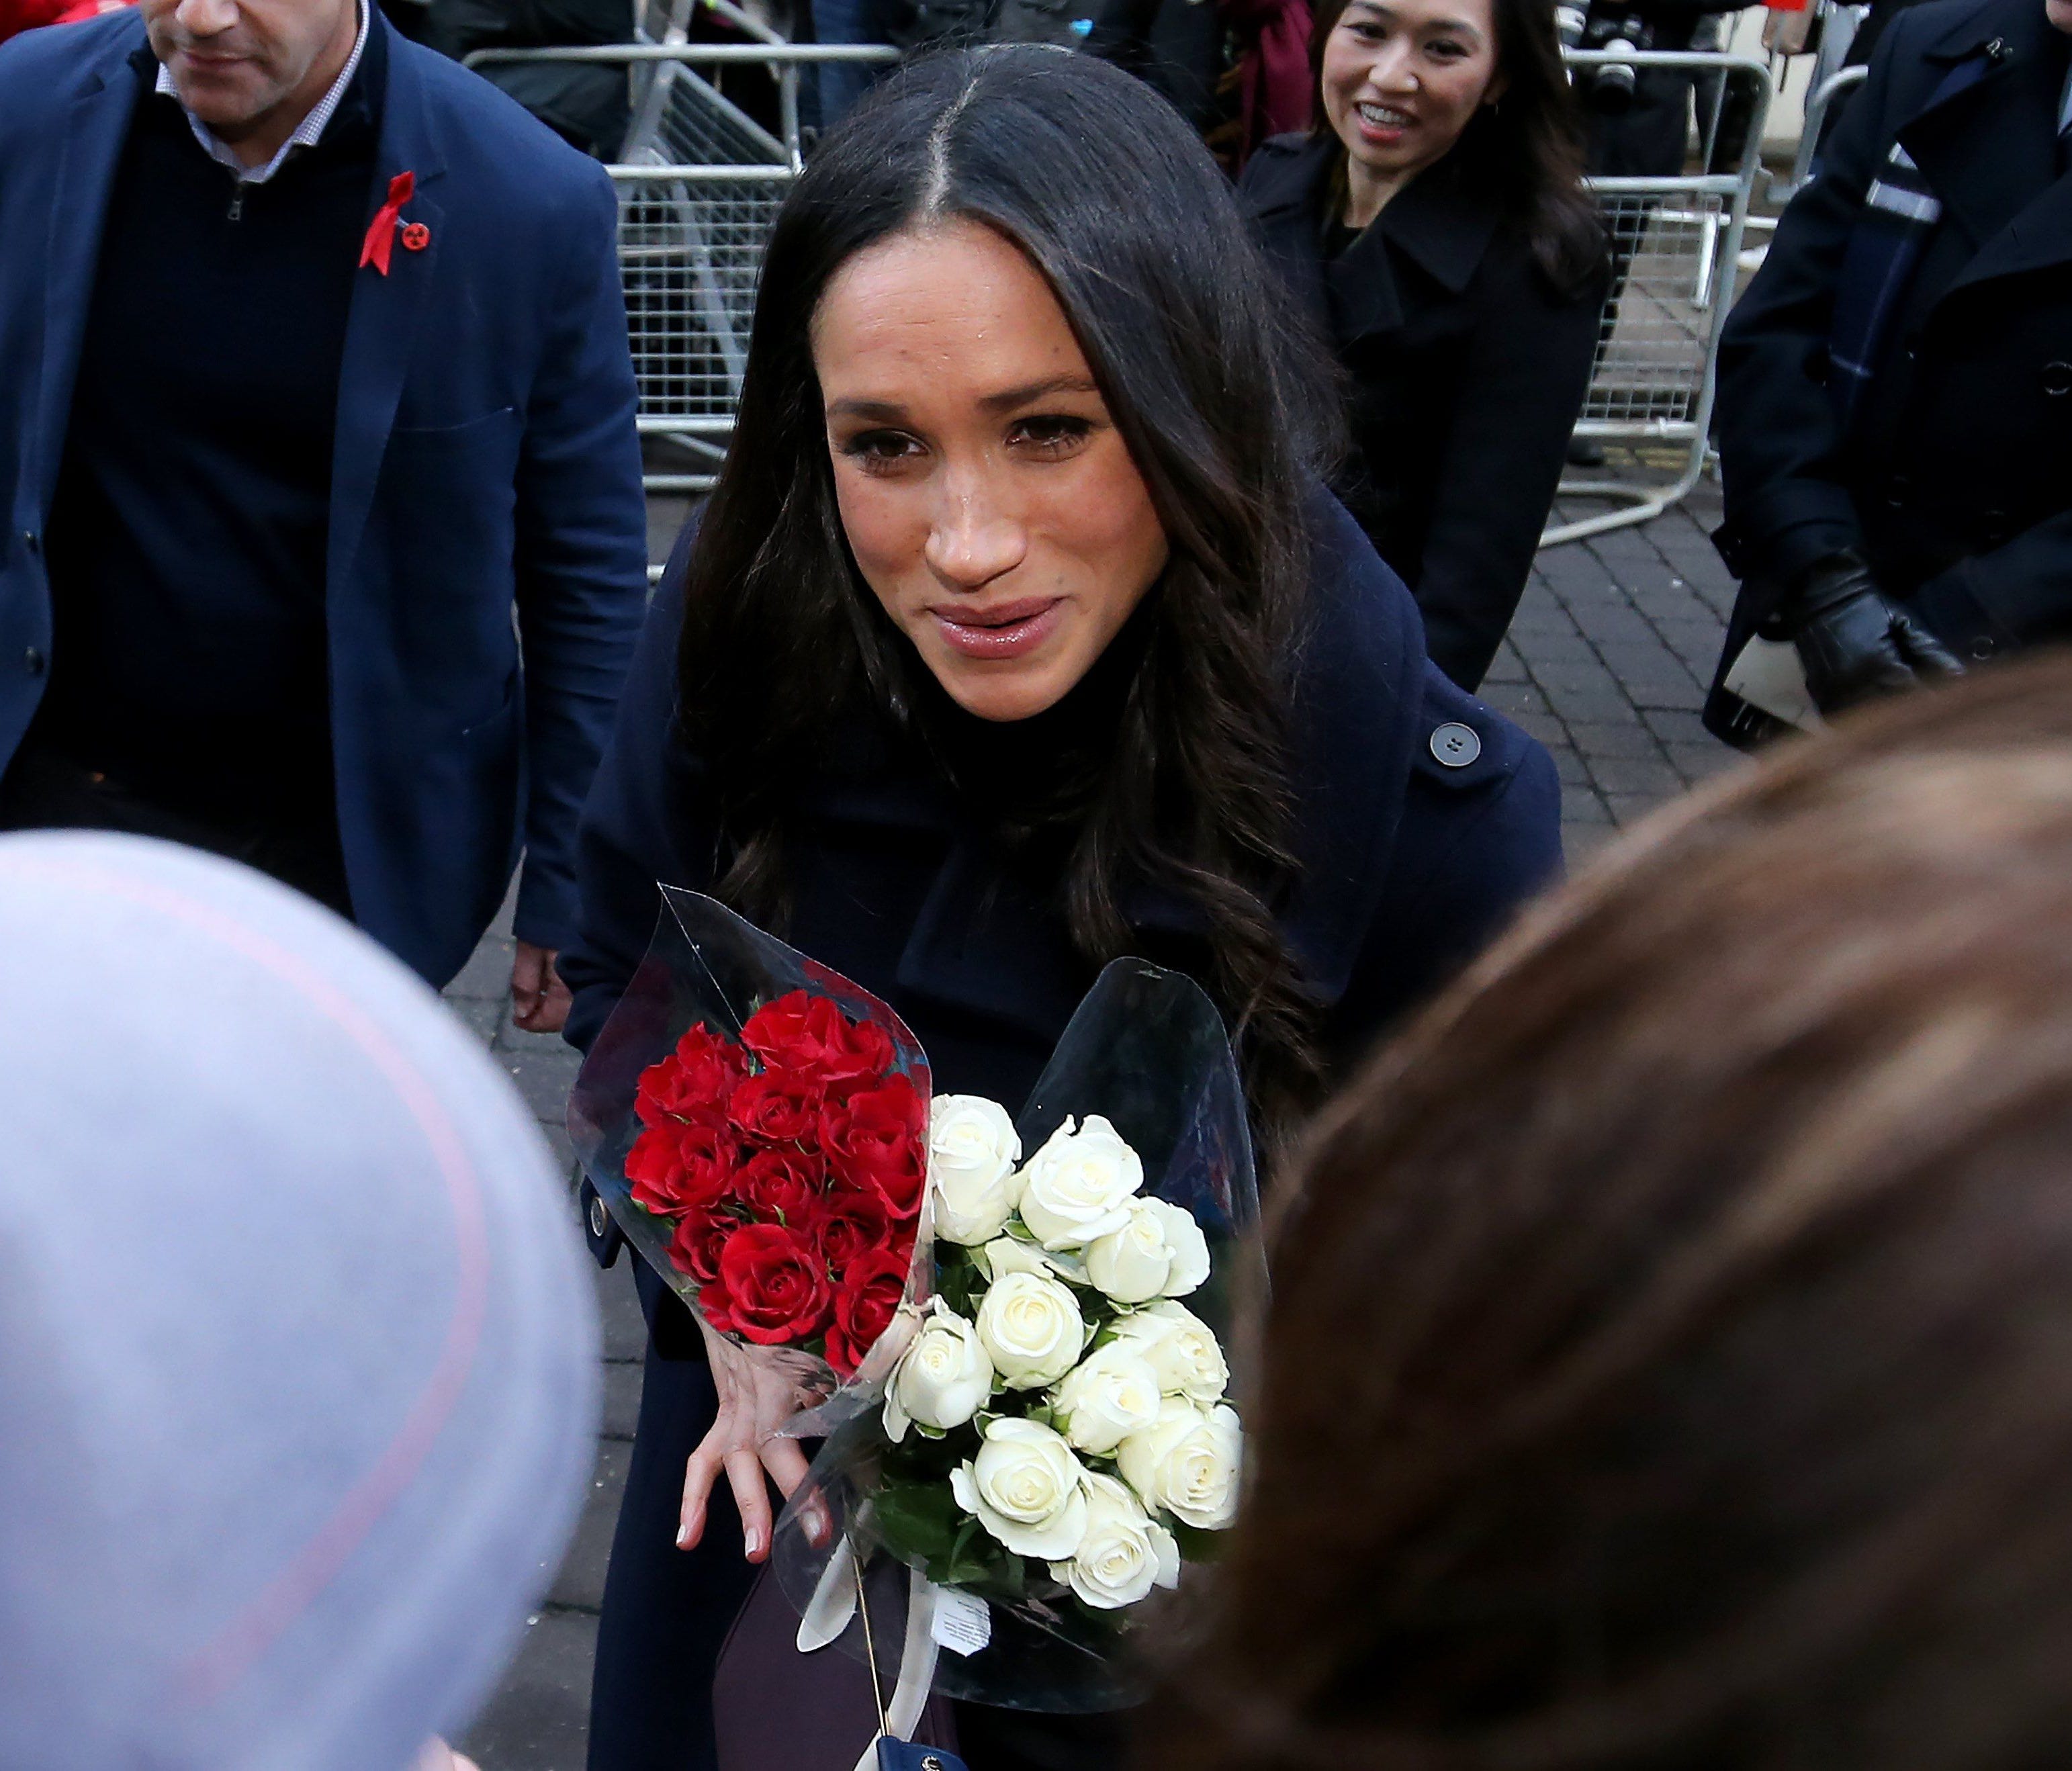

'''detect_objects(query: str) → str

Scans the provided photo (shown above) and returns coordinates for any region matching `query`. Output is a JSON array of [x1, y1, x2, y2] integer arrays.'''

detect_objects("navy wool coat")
[[559, 491, 1562, 1769], [0, 9, 648, 983]]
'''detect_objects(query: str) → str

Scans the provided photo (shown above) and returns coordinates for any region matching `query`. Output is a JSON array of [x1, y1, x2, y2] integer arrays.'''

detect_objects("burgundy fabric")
[[1219, 0, 1314, 163], [713, 1565, 960, 1771]]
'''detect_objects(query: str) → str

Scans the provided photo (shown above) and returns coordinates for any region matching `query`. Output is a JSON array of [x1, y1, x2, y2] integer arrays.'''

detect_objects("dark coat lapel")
[[1905, 0, 2068, 286], [328, 17, 450, 598], [1329, 147, 1500, 344], [34, 27, 143, 518]]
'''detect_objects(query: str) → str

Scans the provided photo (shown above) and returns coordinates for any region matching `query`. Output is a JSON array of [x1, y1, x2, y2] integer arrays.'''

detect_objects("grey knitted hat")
[[0, 833, 599, 1770]]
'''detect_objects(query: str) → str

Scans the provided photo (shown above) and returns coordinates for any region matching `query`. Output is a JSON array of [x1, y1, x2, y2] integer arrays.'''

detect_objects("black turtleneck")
[[36, 26, 388, 831], [900, 595, 1156, 846]]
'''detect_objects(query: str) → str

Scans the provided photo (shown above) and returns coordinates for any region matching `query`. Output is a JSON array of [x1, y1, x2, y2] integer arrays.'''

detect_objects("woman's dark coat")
[[1240, 132, 1608, 692], [557, 490, 1563, 1771]]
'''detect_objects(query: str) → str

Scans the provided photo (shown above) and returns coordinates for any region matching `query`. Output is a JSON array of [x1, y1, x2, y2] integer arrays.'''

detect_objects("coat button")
[[2045, 361, 2072, 397], [21, 531, 38, 555], [1971, 637, 1997, 660], [588, 1193, 609, 1238], [1430, 721, 1482, 767], [23, 646, 44, 676]]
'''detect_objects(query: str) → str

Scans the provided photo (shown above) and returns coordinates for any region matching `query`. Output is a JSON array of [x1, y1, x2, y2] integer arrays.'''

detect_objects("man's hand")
[[1762, 5, 1814, 54], [511, 940, 572, 1035], [1789, 553, 1965, 714]]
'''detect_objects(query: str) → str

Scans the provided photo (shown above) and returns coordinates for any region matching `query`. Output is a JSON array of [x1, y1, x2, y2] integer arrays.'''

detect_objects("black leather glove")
[[1786, 553, 1965, 714]]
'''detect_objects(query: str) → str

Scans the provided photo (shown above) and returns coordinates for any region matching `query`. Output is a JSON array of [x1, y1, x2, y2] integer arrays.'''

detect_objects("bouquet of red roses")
[[568, 889, 932, 1403], [623, 995, 924, 1377]]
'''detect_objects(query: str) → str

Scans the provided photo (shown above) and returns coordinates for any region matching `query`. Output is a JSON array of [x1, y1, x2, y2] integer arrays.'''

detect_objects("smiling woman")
[[559, 44, 1564, 1771], [1241, 0, 1609, 690]]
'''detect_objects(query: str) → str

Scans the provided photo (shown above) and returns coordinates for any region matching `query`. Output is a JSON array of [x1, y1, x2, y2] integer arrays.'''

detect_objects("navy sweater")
[[36, 30, 387, 828]]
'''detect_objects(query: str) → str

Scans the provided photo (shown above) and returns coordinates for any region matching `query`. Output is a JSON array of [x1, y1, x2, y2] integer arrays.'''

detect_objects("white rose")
[[976, 1235, 1087, 1287], [1015, 1115, 1144, 1251], [949, 1418, 1089, 1559], [1117, 1399, 1242, 1529], [1083, 1197, 1212, 1304], [1108, 1300, 1230, 1404], [883, 1299, 995, 1443], [974, 1271, 1087, 1390], [928, 1095, 1022, 1246], [1049, 1343, 1164, 1456], [1048, 1471, 1180, 1610]]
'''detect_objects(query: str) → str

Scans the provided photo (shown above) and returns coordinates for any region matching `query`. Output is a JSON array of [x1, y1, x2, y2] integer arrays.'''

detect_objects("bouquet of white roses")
[[876, 1101, 1240, 1615], [770, 958, 1259, 1716]]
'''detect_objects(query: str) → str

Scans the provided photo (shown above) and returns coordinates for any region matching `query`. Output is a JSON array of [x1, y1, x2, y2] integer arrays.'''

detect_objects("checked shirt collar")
[[154, 0, 369, 186]]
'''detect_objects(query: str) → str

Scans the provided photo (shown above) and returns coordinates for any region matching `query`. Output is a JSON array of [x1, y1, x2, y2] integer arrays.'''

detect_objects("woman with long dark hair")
[[560, 45, 1561, 1770], [1241, 0, 1609, 691]]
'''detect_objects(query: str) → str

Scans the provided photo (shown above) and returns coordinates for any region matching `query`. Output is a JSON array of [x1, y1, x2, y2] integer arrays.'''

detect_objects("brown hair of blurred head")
[[1151, 656, 2072, 1771]]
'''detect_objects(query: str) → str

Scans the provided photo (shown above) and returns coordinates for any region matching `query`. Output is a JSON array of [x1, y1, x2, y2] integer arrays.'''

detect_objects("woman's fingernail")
[[676, 1524, 693, 1549], [746, 1528, 763, 1557]]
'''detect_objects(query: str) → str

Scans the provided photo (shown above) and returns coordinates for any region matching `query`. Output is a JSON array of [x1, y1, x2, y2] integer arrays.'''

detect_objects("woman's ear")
[[1483, 68, 1511, 105]]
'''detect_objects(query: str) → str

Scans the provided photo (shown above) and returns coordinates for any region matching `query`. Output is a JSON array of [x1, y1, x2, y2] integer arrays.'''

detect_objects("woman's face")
[[812, 218, 1171, 725], [1320, 0, 1504, 197]]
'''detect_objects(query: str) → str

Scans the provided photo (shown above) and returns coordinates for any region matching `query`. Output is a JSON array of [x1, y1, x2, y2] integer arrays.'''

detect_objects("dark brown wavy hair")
[[674, 48, 1339, 1150], [1308, 0, 1605, 292], [1153, 655, 2072, 1768]]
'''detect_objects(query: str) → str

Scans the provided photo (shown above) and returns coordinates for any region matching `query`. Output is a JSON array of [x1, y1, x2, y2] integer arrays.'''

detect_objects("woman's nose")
[[1369, 42, 1418, 92], [924, 482, 1027, 590]]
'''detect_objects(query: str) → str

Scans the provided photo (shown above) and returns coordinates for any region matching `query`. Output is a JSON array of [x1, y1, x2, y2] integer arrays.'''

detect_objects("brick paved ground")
[[449, 464, 1749, 1769]]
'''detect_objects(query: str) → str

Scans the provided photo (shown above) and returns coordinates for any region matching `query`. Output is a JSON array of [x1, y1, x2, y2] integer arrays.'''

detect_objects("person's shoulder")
[[1239, 132, 1327, 206], [1294, 485, 1547, 791], [0, 6, 142, 105], [1405, 659, 1547, 803], [1296, 483, 1429, 687], [396, 33, 614, 201]]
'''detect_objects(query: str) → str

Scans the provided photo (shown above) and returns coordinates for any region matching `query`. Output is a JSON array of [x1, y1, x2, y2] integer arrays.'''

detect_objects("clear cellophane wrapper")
[[568, 887, 936, 1415]]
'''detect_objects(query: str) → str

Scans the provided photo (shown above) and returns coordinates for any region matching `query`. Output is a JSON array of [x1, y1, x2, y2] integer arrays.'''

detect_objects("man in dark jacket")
[[1706, 0, 2072, 741], [431, 0, 631, 158], [0, 0, 648, 1025]]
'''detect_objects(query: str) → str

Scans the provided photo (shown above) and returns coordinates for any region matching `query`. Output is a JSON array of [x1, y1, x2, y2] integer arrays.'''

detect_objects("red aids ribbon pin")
[[359, 171, 416, 276]]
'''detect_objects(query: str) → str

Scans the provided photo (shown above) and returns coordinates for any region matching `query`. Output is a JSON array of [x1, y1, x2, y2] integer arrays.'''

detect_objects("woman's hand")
[[677, 1316, 816, 1561], [416, 1740, 479, 1771]]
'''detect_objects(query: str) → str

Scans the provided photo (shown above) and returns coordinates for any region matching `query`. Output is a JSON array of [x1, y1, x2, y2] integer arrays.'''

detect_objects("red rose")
[[820, 1075, 926, 1219], [728, 1069, 824, 1146], [741, 991, 897, 1091], [699, 1222, 832, 1345], [666, 1206, 735, 1283], [816, 1182, 894, 1269], [736, 1146, 824, 1228], [635, 1023, 747, 1128], [626, 1118, 739, 1220], [825, 1247, 909, 1377]]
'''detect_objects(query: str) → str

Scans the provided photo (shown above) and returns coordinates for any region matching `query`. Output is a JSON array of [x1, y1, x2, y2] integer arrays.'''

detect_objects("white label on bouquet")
[[930, 1586, 993, 1657]]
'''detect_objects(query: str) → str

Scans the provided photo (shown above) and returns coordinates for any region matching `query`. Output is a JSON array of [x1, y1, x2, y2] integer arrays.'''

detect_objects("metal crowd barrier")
[[1545, 48, 1773, 547], [470, 44, 1771, 541], [463, 43, 899, 499]]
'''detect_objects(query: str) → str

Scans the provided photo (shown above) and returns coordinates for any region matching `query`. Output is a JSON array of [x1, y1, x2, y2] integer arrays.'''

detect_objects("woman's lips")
[[929, 597, 1065, 661]]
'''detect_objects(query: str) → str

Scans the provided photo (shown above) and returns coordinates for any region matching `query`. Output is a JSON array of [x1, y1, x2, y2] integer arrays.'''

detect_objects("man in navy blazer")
[[0, 0, 647, 1028]]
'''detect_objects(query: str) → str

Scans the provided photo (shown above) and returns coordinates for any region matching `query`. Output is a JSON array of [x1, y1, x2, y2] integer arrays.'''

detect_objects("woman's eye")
[[1009, 415, 1094, 454], [840, 430, 923, 471], [1428, 36, 1465, 55]]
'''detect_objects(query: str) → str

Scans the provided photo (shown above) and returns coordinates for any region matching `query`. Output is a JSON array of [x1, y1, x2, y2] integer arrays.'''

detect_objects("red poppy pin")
[[359, 171, 431, 275]]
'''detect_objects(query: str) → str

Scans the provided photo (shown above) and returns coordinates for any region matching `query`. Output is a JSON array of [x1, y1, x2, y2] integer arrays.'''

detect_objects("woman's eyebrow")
[[979, 375, 1101, 413], [825, 396, 908, 421]]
